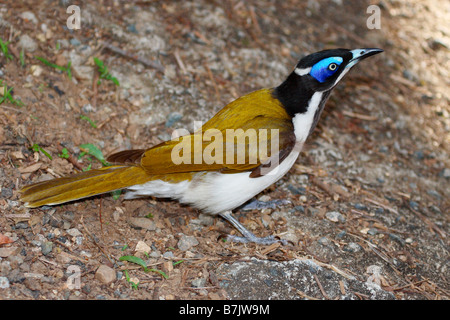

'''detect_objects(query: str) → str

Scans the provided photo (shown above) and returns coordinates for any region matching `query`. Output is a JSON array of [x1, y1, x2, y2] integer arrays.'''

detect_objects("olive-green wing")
[[108, 88, 296, 176]]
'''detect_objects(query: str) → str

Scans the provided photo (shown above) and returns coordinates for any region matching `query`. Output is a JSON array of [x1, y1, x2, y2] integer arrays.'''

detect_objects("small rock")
[[426, 189, 441, 199], [127, 24, 138, 34], [258, 195, 271, 202], [165, 112, 183, 127], [0, 276, 10, 289], [409, 201, 419, 210], [70, 38, 81, 46], [1, 187, 13, 199], [318, 237, 331, 246], [429, 205, 441, 215], [135, 240, 151, 254], [20, 11, 38, 24], [403, 69, 418, 82], [82, 103, 95, 113], [177, 234, 199, 251], [31, 65, 43, 77], [150, 251, 161, 258], [414, 150, 424, 160], [287, 184, 306, 195], [389, 233, 406, 246], [163, 251, 174, 259], [0, 247, 20, 258], [191, 278, 206, 288], [428, 38, 448, 50], [354, 203, 368, 211], [127, 217, 156, 231], [19, 34, 38, 52], [56, 252, 72, 264], [440, 168, 450, 178], [95, 265, 116, 284], [343, 242, 362, 253], [325, 211, 345, 223], [41, 241, 53, 255], [67, 228, 82, 237]]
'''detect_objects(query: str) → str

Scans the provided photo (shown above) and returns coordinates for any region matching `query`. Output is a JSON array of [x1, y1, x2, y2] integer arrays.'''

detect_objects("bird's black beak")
[[346, 48, 383, 68]]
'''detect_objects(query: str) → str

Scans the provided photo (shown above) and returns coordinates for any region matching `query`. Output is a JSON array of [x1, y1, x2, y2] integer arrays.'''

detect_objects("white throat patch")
[[292, 91, 323, 142]]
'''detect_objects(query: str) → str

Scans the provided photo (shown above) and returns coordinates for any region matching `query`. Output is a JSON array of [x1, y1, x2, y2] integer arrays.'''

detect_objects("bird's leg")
[[219, 211, 288, 245]]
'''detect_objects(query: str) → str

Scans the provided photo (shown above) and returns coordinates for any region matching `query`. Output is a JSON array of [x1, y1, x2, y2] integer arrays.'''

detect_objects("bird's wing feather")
[[108, 89, 296, 176]]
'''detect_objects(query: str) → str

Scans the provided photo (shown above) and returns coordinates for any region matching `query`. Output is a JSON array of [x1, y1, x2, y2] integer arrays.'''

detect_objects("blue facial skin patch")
[[310, 57, 343, 83]]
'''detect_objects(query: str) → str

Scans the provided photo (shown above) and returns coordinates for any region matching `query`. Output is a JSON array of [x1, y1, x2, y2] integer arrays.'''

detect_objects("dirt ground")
[[0, 0, 448, 300]]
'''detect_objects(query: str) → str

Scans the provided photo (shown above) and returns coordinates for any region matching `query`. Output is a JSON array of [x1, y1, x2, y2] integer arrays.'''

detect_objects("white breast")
[[292, 92, 323, 142]]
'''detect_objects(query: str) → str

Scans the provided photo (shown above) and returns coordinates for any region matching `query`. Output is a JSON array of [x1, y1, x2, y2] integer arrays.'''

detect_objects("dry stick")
[[56, 144, 84, 171], [204, 62, 220, 101], [102, 42, 165, 73], [0, 105, 25, 113], [173, 49, 187, 75], [313, 274, 330, 300], [80, 215, 114, 266], [92, 70, 99, 110]]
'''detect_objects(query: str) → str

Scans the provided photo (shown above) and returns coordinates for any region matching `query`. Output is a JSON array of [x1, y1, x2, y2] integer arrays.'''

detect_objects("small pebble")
[[135, 240, 151, 254], [82, 103, 95, 113], [70, 38, 81, 46], [354, 203, 368, 211], [177, 234, 199, 251], [40, 241, 53, 255], [127, 217, 156, 231], [0, 276, 10, 289], [287, 184, 306, 195], [20, 11, 38, 24], [67, 228, 82, 237], [19, 34, 38, 52], [325, 211, 346, 223], [165, 112, 183, 127], [440, 168, 450, 178], [343, 242, 362, 253], [163, 251, 174, 259], [426, 189, 441, 199], [409, 201, 419, 210], [191, 278, 206, 288], [95, 265, 116, 284]]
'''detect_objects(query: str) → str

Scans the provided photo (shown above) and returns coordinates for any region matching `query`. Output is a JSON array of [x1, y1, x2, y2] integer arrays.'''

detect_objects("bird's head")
[[293, 48, 383, 92]]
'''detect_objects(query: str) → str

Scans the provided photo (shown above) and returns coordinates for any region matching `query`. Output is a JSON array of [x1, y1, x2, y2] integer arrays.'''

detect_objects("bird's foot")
[[219, 211, 290, 246], [225, 234, 289, 246]]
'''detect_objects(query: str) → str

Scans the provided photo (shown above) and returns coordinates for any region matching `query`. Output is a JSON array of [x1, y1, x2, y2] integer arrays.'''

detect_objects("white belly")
[[125, 143, 302, 215]]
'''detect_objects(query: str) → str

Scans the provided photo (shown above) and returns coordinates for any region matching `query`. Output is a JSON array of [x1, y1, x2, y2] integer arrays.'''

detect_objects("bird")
[[20, 48, 383, 245]]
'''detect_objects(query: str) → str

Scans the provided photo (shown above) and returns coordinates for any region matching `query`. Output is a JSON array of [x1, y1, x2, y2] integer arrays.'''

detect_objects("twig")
[[342, 110, 378, 121], [102, 42, 165, 73], [56, 144, 84, 171], [312, 177, 350, 199], [297, 289, 320, 300], [391, 279, 429, 291], [80, 215, 115, 266], [0, 105, 25, 113], [313, 274, 330, 300], [174, 49, 187, 75], [365, 197, 399, 214], [92, 69, 99, 109], [204, 62, 220, 101]]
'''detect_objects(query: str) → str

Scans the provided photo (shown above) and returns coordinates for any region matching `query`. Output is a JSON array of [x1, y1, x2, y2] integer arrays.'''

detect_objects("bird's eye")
[[328, 63, 337, 71]]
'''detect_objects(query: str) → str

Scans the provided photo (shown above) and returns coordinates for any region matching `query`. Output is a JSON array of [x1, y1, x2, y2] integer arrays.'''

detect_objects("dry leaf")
[[0, 234, 14, 246]]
